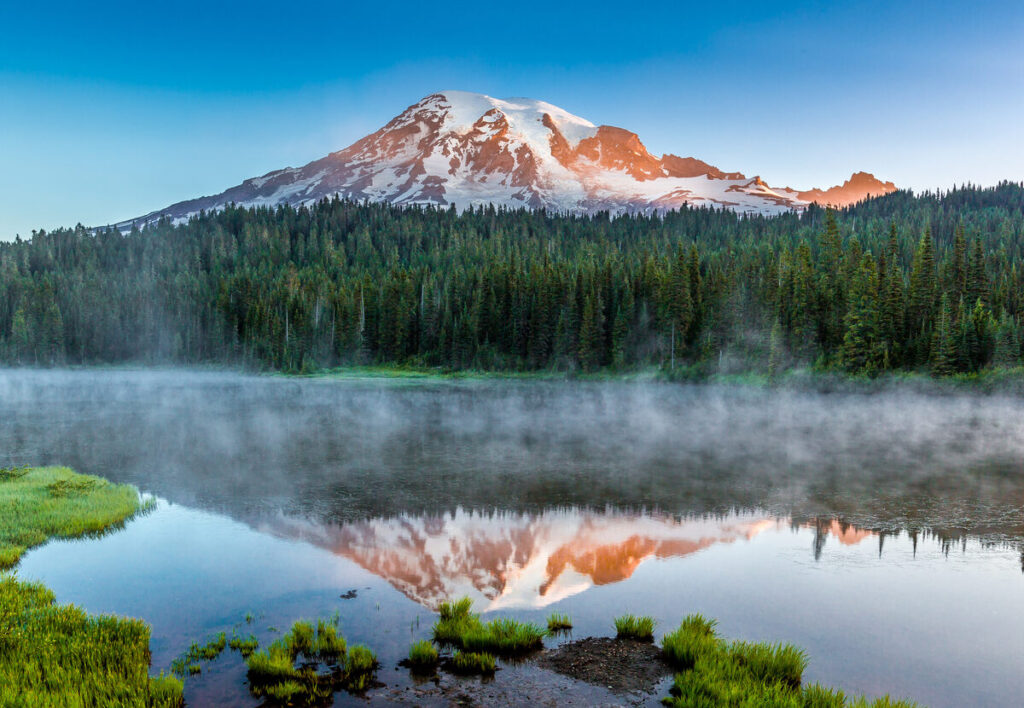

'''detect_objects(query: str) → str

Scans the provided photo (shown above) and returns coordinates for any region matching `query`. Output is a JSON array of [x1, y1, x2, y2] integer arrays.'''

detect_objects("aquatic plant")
[[171, 632, 227, 675], [546, 612, 573, 632], [614, 613, 655, 641], [246, 615, 377, 703], [432, 596, 545, 655], [346, 644, 377, 673], [246, 642, 299, 685], [313, 619, 346, 659], [0, 466, 149, 569], [229, 632, 259, 658], [451, 650, 496, 675], [660, 615, 917, 708], [407, 639, 439, 669], [287, 620, 315, 656]]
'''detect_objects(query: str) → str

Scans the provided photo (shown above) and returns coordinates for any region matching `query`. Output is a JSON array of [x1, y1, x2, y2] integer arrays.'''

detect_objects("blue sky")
[[1, 0, 1022, 238]]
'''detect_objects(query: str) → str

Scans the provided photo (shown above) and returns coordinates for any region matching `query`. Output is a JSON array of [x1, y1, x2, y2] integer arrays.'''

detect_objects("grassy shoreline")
[[275, 362, 1024, 394], [0, 466, 181, 707]]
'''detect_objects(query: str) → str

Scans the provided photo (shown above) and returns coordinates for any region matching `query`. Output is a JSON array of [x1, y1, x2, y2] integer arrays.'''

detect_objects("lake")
[[3, 369, 1023, 706]]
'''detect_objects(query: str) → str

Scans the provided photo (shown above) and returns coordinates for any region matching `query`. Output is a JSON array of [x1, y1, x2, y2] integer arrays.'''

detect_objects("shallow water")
[[4, 369, 1024, 706]]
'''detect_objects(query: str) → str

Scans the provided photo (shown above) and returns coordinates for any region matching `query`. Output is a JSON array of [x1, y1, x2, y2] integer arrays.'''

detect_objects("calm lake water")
[[3, 369, 1024, 706]]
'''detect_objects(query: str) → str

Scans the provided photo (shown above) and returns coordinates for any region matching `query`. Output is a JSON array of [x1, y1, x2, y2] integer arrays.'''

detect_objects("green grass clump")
[[451, 651, 496, 675], [171, 632, 228, 675], [247, 616, 377, 703], [313, 619, 346, 659], [0, 574, 175, 707], [614, 613, 656, 641], [287, 620, 315, 656], [0, 466, 149, 569], [148, 672, 185, 707], [432, 596, 545, 655], [229, 632, 260, 658], [546, 612, 573, 632], [346, 644, 377, 673], [408, 639, 439, 669], [246, 642, 299, 685], [0, 465, 30, 481], [660, 615, 918, 708]]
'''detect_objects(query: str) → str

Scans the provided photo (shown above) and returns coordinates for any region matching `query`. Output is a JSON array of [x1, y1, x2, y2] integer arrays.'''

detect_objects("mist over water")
[[6, 369, 1024, 706], [2, 368, 1023, 542]]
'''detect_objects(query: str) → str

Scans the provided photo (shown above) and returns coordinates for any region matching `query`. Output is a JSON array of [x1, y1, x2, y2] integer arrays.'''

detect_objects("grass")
[[660, 614, 918, 708], [171, 632, 227, 676], [229, 632, 260, 658], [432, 596, 545, 655], [0, 465, 151, 570], [451, 650, 496, 675], [0, 566, 182, 708], [246, 616, 378, 702], [407, 639, 439, 669], [546, 612, 573, 632], [614, 613, 656, 641], [0, 466, 175, 707]]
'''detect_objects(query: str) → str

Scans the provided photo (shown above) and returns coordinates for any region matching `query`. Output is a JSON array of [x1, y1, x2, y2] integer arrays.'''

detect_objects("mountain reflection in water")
[[258, 510, 880, 610]]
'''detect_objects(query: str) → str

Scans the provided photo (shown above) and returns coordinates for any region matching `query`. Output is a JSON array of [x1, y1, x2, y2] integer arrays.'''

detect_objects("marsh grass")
[[614, 613, 655, 641], [246, 616, 377, 702], [660, 614, 918, 708], [407, 639, 439, 669], [432, 596, 545, 655], [546, 612, 573, 632], [229, 632, 259, 658], [451, 650, 496, 675], [171, 632, 227, 675], [0, 465, 30, 481], [0, 574, 183, 707], [0, 467, 175, 706], [0, 466, 150, 570]]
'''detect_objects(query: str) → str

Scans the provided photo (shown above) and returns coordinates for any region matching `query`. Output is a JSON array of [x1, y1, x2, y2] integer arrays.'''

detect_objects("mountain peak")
[[116, 92, 896, 228], [797, 171, 897, 207]]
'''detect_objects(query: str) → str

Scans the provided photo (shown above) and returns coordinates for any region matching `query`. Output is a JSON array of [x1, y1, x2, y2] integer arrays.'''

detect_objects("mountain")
[[119, 91, 897, 227]]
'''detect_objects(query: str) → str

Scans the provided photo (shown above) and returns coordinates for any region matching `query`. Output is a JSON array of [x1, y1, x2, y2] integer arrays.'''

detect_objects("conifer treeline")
[[2, 182, 1023, 376]]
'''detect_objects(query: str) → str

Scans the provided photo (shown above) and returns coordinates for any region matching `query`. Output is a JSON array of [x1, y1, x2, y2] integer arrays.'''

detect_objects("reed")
[[546, 612, 573, 632], [614, 613, 655, 641], [660, 615, 918, 708], [432, 596, 545, 655], [451, 650, 496, 675], [407, 639, 439, 669]]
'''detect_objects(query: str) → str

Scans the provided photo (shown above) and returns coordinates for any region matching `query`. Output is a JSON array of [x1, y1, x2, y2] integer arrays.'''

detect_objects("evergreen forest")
[[3, 182, 1024, 378]]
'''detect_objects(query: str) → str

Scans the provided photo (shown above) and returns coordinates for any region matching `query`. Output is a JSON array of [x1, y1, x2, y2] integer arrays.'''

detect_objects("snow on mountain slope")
[[116, 91, 897, 228]]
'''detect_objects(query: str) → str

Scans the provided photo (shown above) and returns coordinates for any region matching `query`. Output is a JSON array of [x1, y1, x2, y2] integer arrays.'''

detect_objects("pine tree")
[[840, 254, 880, 375], [993, 311, 1020, 368], [930, 293, 957, 377], [611, 287, 633, 368]]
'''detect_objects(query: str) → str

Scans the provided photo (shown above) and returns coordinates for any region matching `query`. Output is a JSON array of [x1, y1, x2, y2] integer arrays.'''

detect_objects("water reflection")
[[256, 509, 894, 610]]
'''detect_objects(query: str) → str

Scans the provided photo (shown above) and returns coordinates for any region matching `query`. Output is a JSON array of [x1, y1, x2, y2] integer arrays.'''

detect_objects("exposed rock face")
[[796, 171, 898, 207], [117, 91, 896, 228]]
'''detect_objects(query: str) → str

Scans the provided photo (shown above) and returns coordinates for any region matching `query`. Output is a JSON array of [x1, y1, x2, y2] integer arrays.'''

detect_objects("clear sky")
[[1, 0, 1022, 239]]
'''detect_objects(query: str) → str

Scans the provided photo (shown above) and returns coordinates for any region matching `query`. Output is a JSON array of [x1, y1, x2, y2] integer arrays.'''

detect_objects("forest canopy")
[[2, 182, 1024, 377]]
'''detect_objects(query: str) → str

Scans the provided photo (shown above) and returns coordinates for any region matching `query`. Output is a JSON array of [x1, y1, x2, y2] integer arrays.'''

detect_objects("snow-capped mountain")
[[120, 91, 897, 227]]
